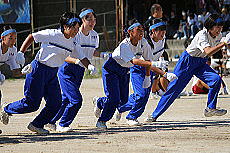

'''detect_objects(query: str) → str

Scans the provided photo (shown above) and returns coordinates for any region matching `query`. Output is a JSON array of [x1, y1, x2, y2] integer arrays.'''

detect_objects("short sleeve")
[[32, 29, 52, 43], [6, 47, 20, 70], [95, 34, 99, 48], [142, 42, 153, 61], [120, 44, 135, 63], [197, 33, 210, 52]]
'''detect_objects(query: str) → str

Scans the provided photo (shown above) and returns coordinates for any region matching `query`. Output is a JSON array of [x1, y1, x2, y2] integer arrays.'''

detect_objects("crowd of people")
[[0, 3, 229, 134], [172, 7, 230, 40]]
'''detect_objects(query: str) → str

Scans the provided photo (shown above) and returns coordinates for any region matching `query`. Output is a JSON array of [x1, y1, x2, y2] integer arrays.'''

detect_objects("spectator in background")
[[143, 4, 169, 61], [197, 9, 207, 30], [143, 4, 163, 29], [221, 8, 230, 34], [173, 11, 187, 39], [183, 12, 198, 39]]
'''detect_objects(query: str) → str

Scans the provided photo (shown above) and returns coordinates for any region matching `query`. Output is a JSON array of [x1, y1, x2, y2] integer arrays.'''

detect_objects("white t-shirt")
[[33, 29, 75, 67], [149, 38, 165, 61], [74, 29, 99, 68], [112, 38, 152, 67], [186, 28, 222, 58], [75, 30, 99, 59], [0, 43, 20, 70]]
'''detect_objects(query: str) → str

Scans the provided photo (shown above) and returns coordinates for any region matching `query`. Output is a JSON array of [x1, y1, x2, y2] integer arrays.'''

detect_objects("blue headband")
[[1, 29, 17, 37], [215, 18, 223, 23], [128, 23, 141, 30], [66, 18, 80, 25], [79, 9, 94, 18], [149, 22, 166, 31]]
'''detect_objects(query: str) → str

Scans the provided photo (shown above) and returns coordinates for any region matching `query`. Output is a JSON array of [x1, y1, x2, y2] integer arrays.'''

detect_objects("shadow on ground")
[[0, 119, 229, 145]]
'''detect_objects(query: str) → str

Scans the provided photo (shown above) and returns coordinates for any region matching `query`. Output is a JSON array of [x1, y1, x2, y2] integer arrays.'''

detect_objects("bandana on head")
[[1, 29, 17, 37], [79, 9, 94, 18], [128, 23, 141, 30]]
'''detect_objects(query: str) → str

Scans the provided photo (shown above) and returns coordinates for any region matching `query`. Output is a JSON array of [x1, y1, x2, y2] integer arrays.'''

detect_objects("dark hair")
[[80, 8, 96, 19], [3, 25, 13, 31], [150, 4, 162, 15], [0, 25, 13, 34], [59, 12, 81, 33], [204, 14, 224, 30]]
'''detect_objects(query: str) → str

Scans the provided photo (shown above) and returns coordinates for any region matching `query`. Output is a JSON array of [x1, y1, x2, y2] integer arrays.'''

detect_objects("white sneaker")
[[56, 125, 73, 132], [45, 123, 56, 131], [204, 107, 227, 117], [0, 109, 10, 125], [93, 96, 101, 118], [115, 110, 122, 121], [151, 92, 161, 99], [96, 121, 107, 129], [173, 33, 178, 39], [144, 115, 156, 123], [27, 122, 49, 134], [181, 36, 187, 39], [126, 119, 142, 126]]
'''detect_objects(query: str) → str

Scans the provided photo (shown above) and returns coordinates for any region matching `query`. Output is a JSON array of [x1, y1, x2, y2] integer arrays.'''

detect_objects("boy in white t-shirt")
[[93, 20, 177, 129], [0, 12, 83, 134], [48, 8, 100, 133], [146, 14, 229, 122]]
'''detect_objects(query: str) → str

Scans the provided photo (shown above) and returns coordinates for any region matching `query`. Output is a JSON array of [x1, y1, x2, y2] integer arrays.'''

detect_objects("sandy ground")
[[0, 77, 230, 153]]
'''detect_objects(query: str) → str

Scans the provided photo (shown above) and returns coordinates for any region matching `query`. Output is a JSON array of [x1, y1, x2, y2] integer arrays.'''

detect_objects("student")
[[0, 12, 81, 134], [0, 25, 24, 79], [47, 8, 100, 133], [0, 25, 23, 134], [115, 19, 177, 126], [145, 14, 229, 122], [93, 19, 177, 129]]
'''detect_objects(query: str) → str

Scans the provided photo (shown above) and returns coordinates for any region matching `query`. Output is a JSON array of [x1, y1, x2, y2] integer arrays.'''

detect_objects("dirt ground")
[[0, 77, 229, 153]]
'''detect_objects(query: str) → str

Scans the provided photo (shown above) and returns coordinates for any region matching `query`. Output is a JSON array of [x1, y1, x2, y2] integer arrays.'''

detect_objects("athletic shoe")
[[93, 96, 101, 118], [144, 115, 156, 123], [204, 107, 227, 117], [0, 109, 10, 125], [27, 122, 49, 134], [96, 121, 107, 129], [126, 119, 142, 126], [151, 92, 161, 99], [115, 110, 122, 121], [45, 123, 56, 131], [56, 125, 73, 133]]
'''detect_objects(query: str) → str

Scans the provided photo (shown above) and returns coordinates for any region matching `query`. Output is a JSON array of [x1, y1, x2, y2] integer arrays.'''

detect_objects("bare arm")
[[12, 69, 23, 77], [65, 56, 91, 68], [131, 59, 151, 68], [131, 58, 165, 75], [204, 42, 227, 57], [20, 34, 34, 53]]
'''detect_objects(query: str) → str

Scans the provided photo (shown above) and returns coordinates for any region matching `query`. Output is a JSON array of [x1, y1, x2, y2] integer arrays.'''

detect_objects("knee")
[[24, 98, 41, 112], [210, 75, 221, 88]]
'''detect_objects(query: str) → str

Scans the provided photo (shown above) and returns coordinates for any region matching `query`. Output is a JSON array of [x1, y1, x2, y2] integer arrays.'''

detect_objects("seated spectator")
[[221, 8, 230, 34], [174, 11, 187, 39], [183, 12, 198, 39]]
